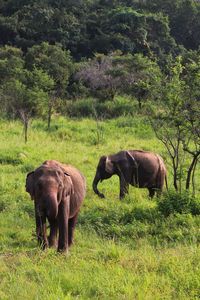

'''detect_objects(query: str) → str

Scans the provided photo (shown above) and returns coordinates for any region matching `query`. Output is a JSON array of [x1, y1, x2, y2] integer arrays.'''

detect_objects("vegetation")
[[0, 117, 199, 299], [0, 0, 200, 298], [0, 0, 200, 58]]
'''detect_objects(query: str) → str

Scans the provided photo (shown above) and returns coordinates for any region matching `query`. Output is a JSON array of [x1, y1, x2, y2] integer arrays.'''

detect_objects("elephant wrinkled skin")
[[93, 150, 167, 199], [26, 160, 86, 252]]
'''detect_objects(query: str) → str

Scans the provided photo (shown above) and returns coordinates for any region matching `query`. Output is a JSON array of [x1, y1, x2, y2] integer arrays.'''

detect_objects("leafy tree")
[[140, 0, 200, 51], [87, 6, 177, 58], [113, 53, 162, 109], [25, 42, 73, 128], [0, 45, 24, 84], [0, 45, 54, 141], [181, 55, 200, 192], [148, 56, 200, 193], [1, 68, 54, 142], [0, 15, 17, 46]]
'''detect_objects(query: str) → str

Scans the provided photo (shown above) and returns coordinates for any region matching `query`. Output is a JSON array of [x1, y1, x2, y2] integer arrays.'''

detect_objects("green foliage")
[[114, 53, 162, 107], [157, 191, 200, 217], [1, 67, 54, 116], [0, 45, 24, 84], [148, 55, 200, 192], [0, 0, 199, 59], [75, 52, 162, 106], [65, 97, 138, 118], [25, 42, 73, 94]]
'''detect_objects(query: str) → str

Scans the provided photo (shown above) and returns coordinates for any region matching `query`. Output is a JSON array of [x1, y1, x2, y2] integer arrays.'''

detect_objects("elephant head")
[[92, 155, 118, 198], [26, 165, 73, 217]]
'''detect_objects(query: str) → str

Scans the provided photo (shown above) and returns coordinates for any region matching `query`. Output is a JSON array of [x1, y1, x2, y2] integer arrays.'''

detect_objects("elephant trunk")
[[92, 172, 105, 198], [45, 194, 58, 220]]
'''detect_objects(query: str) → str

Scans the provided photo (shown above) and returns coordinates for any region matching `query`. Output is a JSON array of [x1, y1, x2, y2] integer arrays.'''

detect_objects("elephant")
[[93, 150, 167, 199], [26, 160, 86, 252]]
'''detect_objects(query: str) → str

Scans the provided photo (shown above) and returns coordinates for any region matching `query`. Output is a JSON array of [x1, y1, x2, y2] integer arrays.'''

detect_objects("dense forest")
[[0, 0, 200, 57]]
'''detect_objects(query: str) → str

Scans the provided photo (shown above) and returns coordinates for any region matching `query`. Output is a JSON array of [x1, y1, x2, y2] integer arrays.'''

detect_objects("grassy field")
[[0, 116, 200, 300]]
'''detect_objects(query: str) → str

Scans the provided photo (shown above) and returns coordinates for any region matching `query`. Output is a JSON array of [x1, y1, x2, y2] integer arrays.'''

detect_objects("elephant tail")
[[156, 154, 167, 191]]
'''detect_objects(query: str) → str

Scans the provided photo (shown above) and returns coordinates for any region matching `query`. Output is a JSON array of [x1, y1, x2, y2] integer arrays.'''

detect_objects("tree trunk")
[[172, 159, 178, 191], [48, 104, 52, 130], [18, 109, 30, 143], [24, 121, 28, 143], [138, 99, 142, 110], [186, 154, 199, 190], [192, 158, 198, 196]]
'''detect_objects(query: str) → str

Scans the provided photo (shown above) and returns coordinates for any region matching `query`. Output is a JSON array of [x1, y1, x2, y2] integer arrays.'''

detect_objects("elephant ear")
[[105, 156, 114, 174], [26, 171, 35, 200], [63, 173, 74, 197]]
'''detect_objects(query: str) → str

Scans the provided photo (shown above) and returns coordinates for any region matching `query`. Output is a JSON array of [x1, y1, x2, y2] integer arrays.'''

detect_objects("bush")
[[65, 98, 95, 117], [65, 97, 138, 118], [157, 191, 200, 217]]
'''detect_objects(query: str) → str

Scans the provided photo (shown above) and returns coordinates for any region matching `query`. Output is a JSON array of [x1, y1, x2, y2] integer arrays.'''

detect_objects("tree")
[[75, 53, 122, 101], [140, 0, 200, 51], [113, 53, 162, 109], [148, 56, 200, 194], [89, 7, 177, 57], [0, 45, 24, 84], [25, 42, 73, 128], [181, 55, 200, 192], [0, 45, 54, 141], [1, 68, 54, 142]]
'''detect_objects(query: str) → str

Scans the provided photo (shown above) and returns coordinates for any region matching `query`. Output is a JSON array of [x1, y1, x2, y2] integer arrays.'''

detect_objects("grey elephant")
[[26, 160, 86, 252], [93, 150, 167, 199]]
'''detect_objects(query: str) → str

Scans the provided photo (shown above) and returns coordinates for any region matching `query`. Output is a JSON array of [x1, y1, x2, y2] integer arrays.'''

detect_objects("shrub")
[[157, 191, 200, 217], [66, 98, 95, 117], [65, 97, 138, 118]]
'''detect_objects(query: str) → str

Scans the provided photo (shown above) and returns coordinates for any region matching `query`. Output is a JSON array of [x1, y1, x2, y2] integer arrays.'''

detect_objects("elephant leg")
[[148, 188, 155, 198], [119, 176, 129, 199], [48, 219, 58, 248], [57, 197, 70, 252], [68, 213, 78, 247], [35, 215, 48, 250]]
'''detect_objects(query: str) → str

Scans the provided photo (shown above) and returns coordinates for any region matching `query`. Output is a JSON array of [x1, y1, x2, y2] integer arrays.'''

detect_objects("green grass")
[[0, 116, 200, 299]]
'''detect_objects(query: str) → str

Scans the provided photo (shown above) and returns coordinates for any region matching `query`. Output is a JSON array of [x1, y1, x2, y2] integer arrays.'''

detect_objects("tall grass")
[[0, 116, 199, 299]]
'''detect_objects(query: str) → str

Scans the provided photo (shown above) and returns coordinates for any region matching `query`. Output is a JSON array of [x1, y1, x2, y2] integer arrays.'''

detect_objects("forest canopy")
[[0, 0, 200, 59]]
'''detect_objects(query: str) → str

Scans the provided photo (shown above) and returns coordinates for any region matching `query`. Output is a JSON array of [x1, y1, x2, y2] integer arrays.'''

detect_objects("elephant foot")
[[38, 237, 49, 250], [68, 239, 74, 247], [57, 246, 69, 254], [48, 236, 58, 248], [40, 241, 49, 250]]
